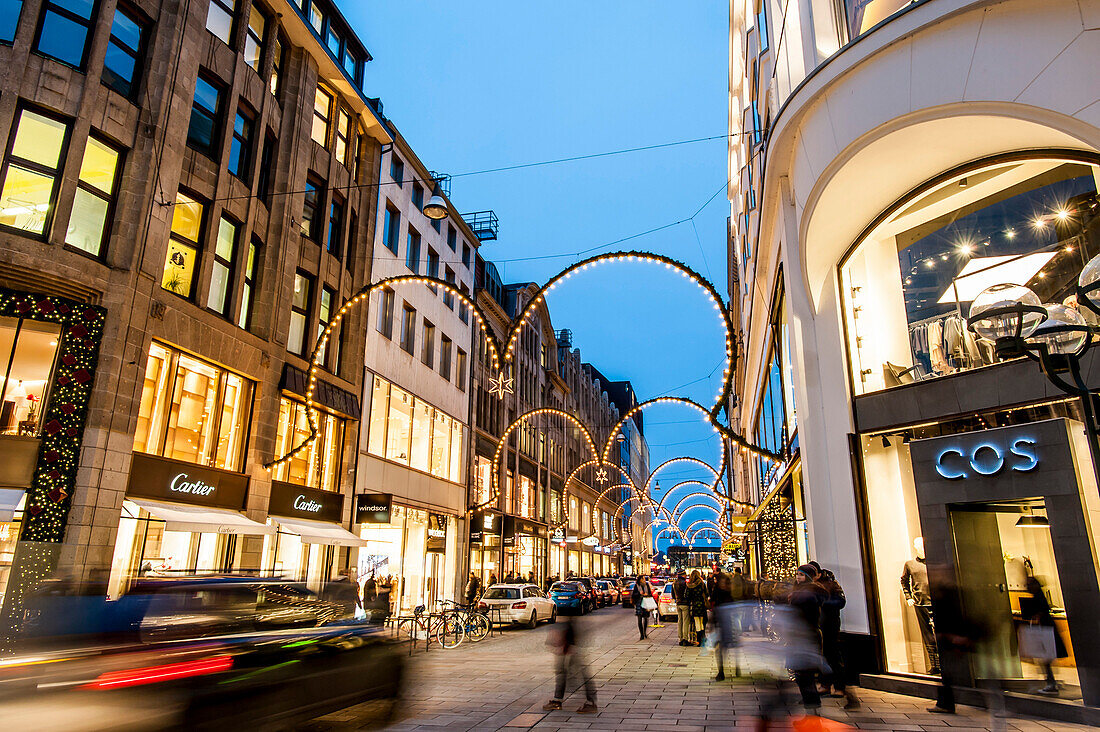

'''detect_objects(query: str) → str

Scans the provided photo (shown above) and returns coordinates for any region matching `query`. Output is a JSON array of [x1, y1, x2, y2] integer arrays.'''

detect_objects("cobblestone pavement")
[[308, 606, 1092, 731]]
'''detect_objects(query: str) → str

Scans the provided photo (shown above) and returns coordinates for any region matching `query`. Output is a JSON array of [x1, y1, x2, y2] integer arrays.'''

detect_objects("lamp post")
[[966, 265, 1100, 471]]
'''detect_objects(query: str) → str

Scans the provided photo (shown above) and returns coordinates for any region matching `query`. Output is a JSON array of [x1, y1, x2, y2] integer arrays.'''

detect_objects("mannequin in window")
[[901, 537, 940, 674]]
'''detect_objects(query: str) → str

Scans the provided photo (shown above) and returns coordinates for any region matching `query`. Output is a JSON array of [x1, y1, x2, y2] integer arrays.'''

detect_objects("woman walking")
[[684, 570, 709, 646], [632, 575, 654, 640]]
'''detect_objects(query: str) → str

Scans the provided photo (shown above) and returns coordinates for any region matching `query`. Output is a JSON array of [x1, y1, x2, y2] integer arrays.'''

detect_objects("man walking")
[[674, 571, 691, 646], [542, 615, 597, 714], [464, 572, 482, 606]]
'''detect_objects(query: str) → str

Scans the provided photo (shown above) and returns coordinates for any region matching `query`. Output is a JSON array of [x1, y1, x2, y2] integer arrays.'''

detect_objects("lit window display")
[[473, 456, 493, 505], [357, 505, 457, 615], [272, 397, 345, 493], [366, 375, 465, 483], [133, 342, 252, 470], [0, 317, 61, 435], [841, 156, 1100, 395]]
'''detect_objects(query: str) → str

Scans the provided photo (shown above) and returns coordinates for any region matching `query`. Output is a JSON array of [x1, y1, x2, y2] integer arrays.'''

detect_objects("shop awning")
[[128, 498, 275, 535], [0, 488, 25, 522], [275, 517, 367, 546]]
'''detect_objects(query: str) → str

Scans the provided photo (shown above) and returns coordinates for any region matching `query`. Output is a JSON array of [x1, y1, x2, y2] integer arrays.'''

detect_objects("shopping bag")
[[641, 596, 657, 611], [792, 715, 855, 731], [1018, 624, 1056, 661]]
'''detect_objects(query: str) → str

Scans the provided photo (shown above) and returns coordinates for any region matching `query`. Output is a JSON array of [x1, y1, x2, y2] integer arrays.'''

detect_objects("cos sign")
[[935, 438, 1038, 480]]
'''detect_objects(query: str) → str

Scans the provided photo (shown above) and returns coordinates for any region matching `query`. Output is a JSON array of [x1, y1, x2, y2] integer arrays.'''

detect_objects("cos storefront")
[[108, 453, 270, 598]]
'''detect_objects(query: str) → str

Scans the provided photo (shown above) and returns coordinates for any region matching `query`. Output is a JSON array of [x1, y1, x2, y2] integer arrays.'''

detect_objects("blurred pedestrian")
[[633, 575, 655, 640], [464, 572, 482, 605], [528, 570, 536, 585], [711, 570, 735, 681], [542, 615, 597, 714], [787, 564, 826, 710], [322, 568, 362, 619], [489, 572, 498, 586], [685, 570, 709, 646], [674, 571, 691, 646], [505, 570, 515, 584], [1018, 575, 1066, 696], [817, 568, 859, 708]]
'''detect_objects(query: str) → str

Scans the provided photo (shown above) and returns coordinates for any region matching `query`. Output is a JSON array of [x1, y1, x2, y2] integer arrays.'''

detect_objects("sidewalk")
[[313, 611, 1093, 731]]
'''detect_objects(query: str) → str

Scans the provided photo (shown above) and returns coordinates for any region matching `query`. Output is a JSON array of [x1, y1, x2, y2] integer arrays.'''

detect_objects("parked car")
[[548, 581, 594, 615], [476, 584, 556, 628], [620, 577, 638, 607], [573, 577, 603, 608], [595, 580, 619, 606], [657, 582, 677, 620]]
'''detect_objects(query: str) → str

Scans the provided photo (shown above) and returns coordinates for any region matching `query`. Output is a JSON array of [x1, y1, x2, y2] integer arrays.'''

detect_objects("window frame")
[[205, 0, 237, 47], [0, 104, 71, 241], [382, 202, 400, 254], [301, 175, 324, 241], [312, 86, 332, 148], [244, 1, 267, 72], [0, 0, 23, 45], [65, 132, 124, 259], [288, 270, 314, 357], [206, 214, 240, 318], [33, 0, 98, 69], [102, 2, 148, 100], [440, 335, 452, 382], [238, 237, 260, 330], [377, 286, 395, 339], [187, 71, 227, 160], [390, 156, 404, 187], [161, 189, 206, 300], [227, 103, 255, 182], [405, 227, 420, 273], [326, 193, 344, 256], [400, 303, 416, 354], [422, 319, 435, 369]]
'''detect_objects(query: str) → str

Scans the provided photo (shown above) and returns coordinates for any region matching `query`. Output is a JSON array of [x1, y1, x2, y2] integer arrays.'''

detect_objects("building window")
[[35, 0, 96, 68], [412, 182, 424, 211], [238, 238, 259, 329], [133, 342, 253, 471], [318, 285, 336, 367], [440, 336, 452, 382], [400, 304, 416, 353], [102, 5, 147, 99], [390, 156, 403, 187], [312, 87, 332, 148], [270, 33, 284, 96], [335, 107, 350, 164], [462, 243, 471, 268], [325, 21, 340, 57], [456, 349, 467, 391], [382, 203, 400, 254], [205, 0, 236, 46], [0, 107, 68, 236], [447, 224, 456, 251], [327, 194, 344, 255], [273, 397, 345, 492], [443, 267, 455, 309], [427, 247, 439, 291], [431, 216, 440, 233], [227, 105, 254, 181], [65, 135, 121, 257], [422, 320, 435, 368], [307, 0, 322, 34], [0, 0, 22, 44], [342, 47, 358, 83], [257, 130, 276, 204], [367, 375, 465, 482], [187, 72, 225, 158], [161, 192, 204, 298], [288, 271, 312, 356], [244, 3, 266, 71], [757, 0, 768, 52], [458, 284, 470, 324], [301, 176, 322, 240], [376, 287, 394, 339], [405, 228, 420, 272], [346, 211, 357, 272], [206, 216, 238, 316]]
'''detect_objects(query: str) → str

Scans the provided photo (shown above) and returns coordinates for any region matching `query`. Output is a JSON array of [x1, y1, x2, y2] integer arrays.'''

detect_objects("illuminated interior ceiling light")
[[956, 243, 973, 256], [1055, 207, 1071, 223], [1032, 217, 1046, 229]]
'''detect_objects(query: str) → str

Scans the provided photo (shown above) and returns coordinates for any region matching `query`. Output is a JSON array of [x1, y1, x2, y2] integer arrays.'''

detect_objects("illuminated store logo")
[[170, 473, 216, 496], [935, 438, 1038, 480], [293, 494, 323, 513]]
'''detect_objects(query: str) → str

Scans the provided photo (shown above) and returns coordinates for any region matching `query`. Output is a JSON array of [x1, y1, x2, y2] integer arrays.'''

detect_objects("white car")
[[477, 583, 557, 628], [657, 582, 677, 620]]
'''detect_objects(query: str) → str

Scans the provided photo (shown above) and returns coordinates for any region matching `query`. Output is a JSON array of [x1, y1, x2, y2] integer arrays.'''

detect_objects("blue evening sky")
[[350, 2, 731, 553]]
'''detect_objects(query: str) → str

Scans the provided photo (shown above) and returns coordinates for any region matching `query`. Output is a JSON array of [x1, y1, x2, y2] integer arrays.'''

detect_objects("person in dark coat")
[[542, 615, 597, 713], [684, 570, 709, 646], [632, 575, 654, 640], [786, 564, 826, 709], [464, 572, 482, 605], [673, 572, 691, 646], [1019, 576, 1067, 696], [817, 568, 859, 708]]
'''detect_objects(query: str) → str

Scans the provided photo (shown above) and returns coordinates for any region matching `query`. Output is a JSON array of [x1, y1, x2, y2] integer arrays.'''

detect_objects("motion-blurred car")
[[476, 584, 556, 628], [0, 576, 404, 731], [657, 582, 677, 620], [595, 580, 619, 606], [548, 581, 594, 614]]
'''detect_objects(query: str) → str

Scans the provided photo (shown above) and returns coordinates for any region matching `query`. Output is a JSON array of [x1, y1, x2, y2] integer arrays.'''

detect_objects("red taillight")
[[477, 602, 488, 609], [511, 601, 527, 609], [82, 654, 234, 690]]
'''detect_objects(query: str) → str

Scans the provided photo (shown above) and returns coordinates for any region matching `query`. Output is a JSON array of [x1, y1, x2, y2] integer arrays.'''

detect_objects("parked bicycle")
[[399, 604, 465, 649], [440, 599, 490, 642]]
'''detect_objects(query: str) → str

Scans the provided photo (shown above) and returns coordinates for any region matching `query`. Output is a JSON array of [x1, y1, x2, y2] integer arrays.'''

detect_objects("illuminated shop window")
[[133, 342, 253, 471], [366, 374, 466, 482], [0, 317, 61, 436], [272, 397, 345, 492]]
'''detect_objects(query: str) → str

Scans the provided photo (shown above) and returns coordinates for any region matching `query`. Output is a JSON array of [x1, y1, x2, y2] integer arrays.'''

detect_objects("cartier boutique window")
[[272, 397, 344, 492], [0, 317, 61, 435], [841, 156, 1100, 395], [133, 342, 253, 471]]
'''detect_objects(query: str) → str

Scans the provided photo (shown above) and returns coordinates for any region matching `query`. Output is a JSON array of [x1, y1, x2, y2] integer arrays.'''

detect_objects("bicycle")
[[440, 599, 490, 642], [401, 604, 466, 649]]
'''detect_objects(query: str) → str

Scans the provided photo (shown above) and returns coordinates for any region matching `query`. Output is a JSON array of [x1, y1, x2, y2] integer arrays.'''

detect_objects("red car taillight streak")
[[83, 654, 234, 690], [511, 602, 527, 609]]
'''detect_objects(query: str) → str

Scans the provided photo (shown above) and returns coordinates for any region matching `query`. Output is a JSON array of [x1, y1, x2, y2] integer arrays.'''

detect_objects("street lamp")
[[423, 181, 448, 220]]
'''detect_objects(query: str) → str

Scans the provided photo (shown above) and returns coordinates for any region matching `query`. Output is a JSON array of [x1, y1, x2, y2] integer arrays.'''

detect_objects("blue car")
[[549, 581, 593, 615]]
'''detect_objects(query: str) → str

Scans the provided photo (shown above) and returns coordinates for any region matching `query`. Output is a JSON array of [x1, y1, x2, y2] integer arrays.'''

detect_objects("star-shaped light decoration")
[[596, 467, 608, 483], [489, 371, 514, 399]]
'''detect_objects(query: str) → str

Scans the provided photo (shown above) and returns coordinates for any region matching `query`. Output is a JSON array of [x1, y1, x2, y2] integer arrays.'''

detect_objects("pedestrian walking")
[[684, 570, 709, 646], [818, 567, 859, 708], [542, 615, 597, 714], [787, 564, 826, 710], [321, 568, 362, 619], [489, 572, 498, 587], [464, 572, 482, 606], [1019, 575, 1067, 696], [633, 575, 655, 640], [505, 570, 515, 584], [673, 571, 691, 646], [711, 570, 735, 681]]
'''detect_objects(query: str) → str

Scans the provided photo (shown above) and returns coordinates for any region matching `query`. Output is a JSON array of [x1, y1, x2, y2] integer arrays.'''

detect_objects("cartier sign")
[[126, 453, 248, 511], [270, 481, 342, 523]]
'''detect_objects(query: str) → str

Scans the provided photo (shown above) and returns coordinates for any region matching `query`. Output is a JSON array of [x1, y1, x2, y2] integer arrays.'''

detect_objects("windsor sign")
[[126, 453, 248, 511]]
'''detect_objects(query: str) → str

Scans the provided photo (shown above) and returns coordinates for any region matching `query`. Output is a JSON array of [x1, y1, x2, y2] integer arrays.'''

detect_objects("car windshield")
[[663, 583, 673, 593], [483, 587, 520, 600], [596, 581, 609, 589], [551, 582, 579, 592]]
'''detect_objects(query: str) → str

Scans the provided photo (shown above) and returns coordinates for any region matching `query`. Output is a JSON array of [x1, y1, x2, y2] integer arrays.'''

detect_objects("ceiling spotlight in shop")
[[1015, 514, 1050, 529], [1005, 229, 1016, 239], [1056, 207, 1072, 223]]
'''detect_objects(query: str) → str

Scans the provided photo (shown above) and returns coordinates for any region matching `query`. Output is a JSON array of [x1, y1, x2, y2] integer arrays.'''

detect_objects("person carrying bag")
[[684, 570, 709, 646], [633, 575, 655, 640]]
